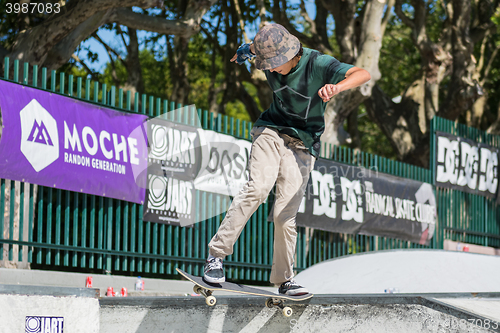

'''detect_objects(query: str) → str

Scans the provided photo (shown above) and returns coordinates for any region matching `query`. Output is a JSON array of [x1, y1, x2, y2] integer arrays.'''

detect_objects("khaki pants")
[[208, 127, 315, 285]]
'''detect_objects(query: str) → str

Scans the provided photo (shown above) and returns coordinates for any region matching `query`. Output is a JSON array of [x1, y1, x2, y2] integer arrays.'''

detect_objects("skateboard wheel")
[[206, 295, 217, 306], [193, 286, 203, 295], [265, 298, 274, 308], [282, 307, 293, 317]]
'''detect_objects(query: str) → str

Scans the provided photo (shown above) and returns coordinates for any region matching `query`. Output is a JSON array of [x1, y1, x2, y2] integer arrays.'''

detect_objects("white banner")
[[194, 130, 252, 197]]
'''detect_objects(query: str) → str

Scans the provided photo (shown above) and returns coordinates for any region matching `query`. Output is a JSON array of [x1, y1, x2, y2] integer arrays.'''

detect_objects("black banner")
[[143, 175, 195, 226], [362, 171, 436, 244], [435, 131, 499, 199], [147, 118, 202, 181], [297, 158, 365, 234], [296, 158, 436, 245], [143, 119, 201, 226]]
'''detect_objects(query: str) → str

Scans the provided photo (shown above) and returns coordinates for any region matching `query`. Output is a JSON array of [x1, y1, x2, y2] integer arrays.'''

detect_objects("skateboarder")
[[204, 23, 371, 296]]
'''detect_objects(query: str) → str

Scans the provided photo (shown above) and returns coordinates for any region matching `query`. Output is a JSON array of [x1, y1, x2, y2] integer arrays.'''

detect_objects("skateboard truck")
[[265, 297, 293, 317], [193, 286, 217, 306]]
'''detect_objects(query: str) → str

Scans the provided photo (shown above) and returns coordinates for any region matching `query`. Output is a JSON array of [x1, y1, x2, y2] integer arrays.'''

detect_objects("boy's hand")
[[230, 43, 256, 64], [318, 84, 341, 102]]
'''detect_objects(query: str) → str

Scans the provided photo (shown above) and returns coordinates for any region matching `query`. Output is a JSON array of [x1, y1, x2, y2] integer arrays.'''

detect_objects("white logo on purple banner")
[[25, 316, 63, 333], [20, 99, 59, 172]]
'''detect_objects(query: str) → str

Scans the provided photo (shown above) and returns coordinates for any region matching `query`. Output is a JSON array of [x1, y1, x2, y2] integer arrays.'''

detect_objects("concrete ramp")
[[100, 293, 500, 333], [294, 250, 500, 294]]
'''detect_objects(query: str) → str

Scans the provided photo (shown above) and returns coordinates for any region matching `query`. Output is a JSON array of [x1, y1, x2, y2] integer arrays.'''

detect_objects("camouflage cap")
[[254, 24, 300, 71]]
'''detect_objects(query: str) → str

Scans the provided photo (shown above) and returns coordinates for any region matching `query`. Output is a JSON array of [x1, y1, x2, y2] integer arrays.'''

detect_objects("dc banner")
[[0, 80, 148, 204], [435, 131, 499, 200], [143, 119, 202, 226], [362, 170, 436, 245], [296, 158, 437, 245]]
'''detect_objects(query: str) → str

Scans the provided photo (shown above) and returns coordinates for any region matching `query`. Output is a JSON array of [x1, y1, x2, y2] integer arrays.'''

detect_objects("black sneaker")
[[203, 257, 225, 283], [278, 280, 308, 296]]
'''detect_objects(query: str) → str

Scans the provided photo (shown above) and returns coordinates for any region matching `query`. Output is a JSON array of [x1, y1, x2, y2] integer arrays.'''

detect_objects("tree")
[[365, 0, 499, 166], [0, 0, 216, 82]]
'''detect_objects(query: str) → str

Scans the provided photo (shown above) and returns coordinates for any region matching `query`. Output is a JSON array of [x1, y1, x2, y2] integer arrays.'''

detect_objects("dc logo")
[[340, 177, 363, 223], [20, 99, 59, 172]]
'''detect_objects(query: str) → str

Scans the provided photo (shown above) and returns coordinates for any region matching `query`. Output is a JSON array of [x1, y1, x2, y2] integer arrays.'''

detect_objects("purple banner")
[[0, 80, 148, 204]]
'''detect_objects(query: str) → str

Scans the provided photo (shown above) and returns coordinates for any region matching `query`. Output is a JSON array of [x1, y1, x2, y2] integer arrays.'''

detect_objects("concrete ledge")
[[99, 292, 500, 307], [0, 267, 199, 297], [100, 294, 500, 333], [0, 283, 100, 298]]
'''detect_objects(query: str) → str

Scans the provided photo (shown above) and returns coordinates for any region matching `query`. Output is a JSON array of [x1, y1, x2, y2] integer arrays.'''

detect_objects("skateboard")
[[177, 268, 313, 317]]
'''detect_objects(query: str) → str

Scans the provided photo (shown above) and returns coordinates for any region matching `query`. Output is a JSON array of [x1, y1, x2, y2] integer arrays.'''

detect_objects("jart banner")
[[142, 121, 252, 226], [143, 119, 201, 225], [296, 158, 436, 245], [0, 80, 148, 204], [435, 131, 499, 199]]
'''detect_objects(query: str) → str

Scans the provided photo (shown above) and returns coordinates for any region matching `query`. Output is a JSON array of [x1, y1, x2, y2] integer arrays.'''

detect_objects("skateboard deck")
[[177, 268, 313, 317]]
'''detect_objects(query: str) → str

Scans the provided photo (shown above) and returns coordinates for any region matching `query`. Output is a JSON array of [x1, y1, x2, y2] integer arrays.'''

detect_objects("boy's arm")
[[318, 67, 371, 102]]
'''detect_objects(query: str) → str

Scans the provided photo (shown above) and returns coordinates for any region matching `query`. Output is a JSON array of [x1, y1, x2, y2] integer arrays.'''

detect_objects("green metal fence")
[[0, 57, 499, 284]]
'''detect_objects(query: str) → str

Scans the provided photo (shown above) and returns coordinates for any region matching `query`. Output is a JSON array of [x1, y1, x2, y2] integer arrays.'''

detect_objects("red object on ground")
[[86, 276, 93, 288], [106, 287, 115, 296]]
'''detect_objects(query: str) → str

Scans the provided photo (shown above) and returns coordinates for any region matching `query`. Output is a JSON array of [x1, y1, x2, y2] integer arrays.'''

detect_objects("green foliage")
[[357, 107, 397, 159], [378, 17, 421, 99], [352, 16, 420, 158], [482, 7, 500, 125]]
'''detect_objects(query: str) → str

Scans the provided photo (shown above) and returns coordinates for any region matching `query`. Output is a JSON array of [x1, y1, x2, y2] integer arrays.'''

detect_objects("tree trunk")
[[364, 85, 430, 166], [41, 10, 114, 73], [122, 27, 145, 99], [321, 0, 388, 151], [487, 101, 500, 135], [324, 0, 357, 64], [168, 36, 191, 106], [439, 0, 480, 121]]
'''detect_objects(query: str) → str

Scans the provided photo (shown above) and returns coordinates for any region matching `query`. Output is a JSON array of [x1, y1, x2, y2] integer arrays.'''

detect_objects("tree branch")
[[232, 0, 250, 43], [381, 0, 395, 35], [299, 0, 316, 33], [92, 32, 126, 67], [110, 0, 217, 38], [109, 9, 197, 37], [482, 41, 500, 84], [394, 0, 415, 29], [42, 9, 114, 71], [92, 32, 121, 85], [272, 0, 315, 46], [71, 53, 99, 81], [256, 0, 267, 28]]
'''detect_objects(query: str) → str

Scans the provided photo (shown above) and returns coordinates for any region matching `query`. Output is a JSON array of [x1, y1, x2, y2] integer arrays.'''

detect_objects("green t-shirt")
[[253, 48, 353, 158]]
